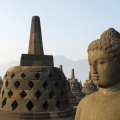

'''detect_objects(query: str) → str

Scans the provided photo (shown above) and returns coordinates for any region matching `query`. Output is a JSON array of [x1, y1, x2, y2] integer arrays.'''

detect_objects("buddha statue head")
[[87, 28, 120, 88]]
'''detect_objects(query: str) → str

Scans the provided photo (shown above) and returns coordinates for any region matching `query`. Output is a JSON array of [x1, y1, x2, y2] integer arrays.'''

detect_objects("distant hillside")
[[0, 56, 90, 85]]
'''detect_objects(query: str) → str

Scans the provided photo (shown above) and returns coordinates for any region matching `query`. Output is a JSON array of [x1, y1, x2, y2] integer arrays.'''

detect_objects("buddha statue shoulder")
[[75, 28, 120, 120]]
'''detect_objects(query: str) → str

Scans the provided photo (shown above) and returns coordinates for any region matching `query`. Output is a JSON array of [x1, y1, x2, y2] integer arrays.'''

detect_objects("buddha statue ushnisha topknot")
[[0, 16, 75, 120], [75, 28, 120, 120]]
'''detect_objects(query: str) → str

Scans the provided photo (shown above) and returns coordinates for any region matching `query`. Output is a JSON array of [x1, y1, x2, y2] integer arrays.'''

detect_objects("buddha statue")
[[75, 28, 120, 120]]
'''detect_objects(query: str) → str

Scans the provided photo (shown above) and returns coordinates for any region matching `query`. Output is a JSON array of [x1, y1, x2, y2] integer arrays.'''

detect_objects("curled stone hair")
[[87, 28, 120, 63]]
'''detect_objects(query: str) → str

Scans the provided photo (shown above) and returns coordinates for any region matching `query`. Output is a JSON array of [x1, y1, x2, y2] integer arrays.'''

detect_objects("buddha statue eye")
[[98, 62, 105, 64]]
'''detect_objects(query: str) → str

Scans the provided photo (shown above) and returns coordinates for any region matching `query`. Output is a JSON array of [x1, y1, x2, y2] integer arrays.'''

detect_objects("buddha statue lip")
[[92, 75, 100, 77], [92, 76, 100, 80], [92, 78, 99, 80], [92, 76, 100, 78]]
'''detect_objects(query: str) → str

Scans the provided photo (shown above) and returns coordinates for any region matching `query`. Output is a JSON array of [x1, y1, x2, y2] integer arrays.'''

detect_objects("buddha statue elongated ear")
[[87, 28, 120, 64]]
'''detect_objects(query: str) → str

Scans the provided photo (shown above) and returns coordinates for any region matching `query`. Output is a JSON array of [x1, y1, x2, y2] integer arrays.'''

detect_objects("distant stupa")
[[82, 71, 98, 95], [68, 69, 85, 105]]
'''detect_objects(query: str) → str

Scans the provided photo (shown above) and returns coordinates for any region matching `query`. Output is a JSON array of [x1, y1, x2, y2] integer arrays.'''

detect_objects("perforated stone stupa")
[[82, 72, 98, 95], [68, 69, 85, 105], [0, 16, 75, 120]]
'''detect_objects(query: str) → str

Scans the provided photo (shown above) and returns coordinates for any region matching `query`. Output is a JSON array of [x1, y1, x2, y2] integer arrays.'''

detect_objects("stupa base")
[[69, 100, 80, 106], [0, 116, 75, 120], [0, 109, 75, 120]]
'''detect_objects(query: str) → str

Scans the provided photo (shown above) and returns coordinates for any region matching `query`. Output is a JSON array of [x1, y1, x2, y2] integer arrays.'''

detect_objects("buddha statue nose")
[[92, 63, 98, 74]]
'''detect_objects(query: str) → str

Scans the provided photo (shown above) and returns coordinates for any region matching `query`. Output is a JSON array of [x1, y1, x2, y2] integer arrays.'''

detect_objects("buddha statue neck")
[[99, 82, 120, 95]]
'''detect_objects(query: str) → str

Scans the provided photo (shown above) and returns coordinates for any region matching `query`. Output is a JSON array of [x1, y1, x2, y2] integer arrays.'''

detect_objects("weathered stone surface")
[[28, 16, 44, 55], [20, 16, 53, 66], [71, 69, 74, 79], [0, 115, 75, 120], [20, 54, 54, 66]]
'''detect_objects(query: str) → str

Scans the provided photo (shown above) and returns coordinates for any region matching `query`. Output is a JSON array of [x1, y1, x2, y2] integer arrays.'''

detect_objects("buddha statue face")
[[88, 50, 120, 88], [87, 28, 120, 88]]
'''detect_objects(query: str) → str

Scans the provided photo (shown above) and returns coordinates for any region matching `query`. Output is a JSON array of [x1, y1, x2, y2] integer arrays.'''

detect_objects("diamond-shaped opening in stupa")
[[2, 98, 7, 108], [11, 73, 15, 79], [49, 91, 54, 99], [26, 100, 34, 111], [56, 100, 60, 109], [43, 101, 49, 111], [42, 81, 49, 89], [21, 73, 26, 78], [61, 90, 64, 97], [59, 74, 62, 79], [5, 81, 9, 87], [8, 90, 13, 98], [2, 89, 4, 97], [66, 99, 68, 106], [14, 80, 20, 88], [49, 73, 53, 79], [11, 100, 18, 111], [35, 73, 40, 80], [28, 81, 34, 89], [34, 90, 41, 99], [55, 81, 59, 88], [5, 74, 7, 78], [20, 90, 27, 98]]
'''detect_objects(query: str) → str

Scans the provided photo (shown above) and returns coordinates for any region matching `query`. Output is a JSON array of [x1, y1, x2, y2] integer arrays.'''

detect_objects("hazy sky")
[[0, 0, 120, 64]]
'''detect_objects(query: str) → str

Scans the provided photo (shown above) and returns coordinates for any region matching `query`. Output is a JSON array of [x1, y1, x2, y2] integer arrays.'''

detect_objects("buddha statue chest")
[[79, 91, 120, 120]]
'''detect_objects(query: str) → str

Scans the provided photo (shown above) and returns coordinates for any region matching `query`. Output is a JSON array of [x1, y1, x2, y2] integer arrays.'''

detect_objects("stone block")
[[30, 66, 42, 72], [11, 90, 23, 99], [30, 99, 46, 112]]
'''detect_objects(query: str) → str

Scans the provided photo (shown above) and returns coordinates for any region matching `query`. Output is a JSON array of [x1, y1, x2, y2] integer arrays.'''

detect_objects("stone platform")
[[0, 116, 75, 120]]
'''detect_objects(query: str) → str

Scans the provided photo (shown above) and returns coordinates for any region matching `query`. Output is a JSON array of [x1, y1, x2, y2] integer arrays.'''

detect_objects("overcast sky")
[[0, 0, 120, 65]]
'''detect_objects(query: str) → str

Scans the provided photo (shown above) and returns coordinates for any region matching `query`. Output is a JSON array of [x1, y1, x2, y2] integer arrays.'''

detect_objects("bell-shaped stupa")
[[82, 71, 98, 95], [68, 69, 85, 105], [0, 16, 75, 120]]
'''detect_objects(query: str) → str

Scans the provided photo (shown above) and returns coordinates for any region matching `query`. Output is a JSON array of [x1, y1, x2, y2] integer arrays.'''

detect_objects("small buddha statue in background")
[[75, 28, 120, 120]]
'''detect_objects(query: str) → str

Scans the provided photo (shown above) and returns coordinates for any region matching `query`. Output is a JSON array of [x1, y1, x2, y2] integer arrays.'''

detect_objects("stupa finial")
[[59, 65, 63, 71], [20, 16, 53, 66], [28, 16, 44, 55], [71, 69, 75, 79]]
